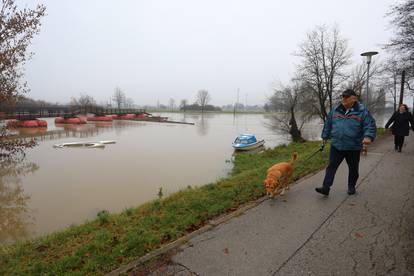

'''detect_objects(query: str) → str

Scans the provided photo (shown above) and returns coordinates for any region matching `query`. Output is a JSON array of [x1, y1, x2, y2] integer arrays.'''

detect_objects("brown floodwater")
[[1, 113, 323, 244]]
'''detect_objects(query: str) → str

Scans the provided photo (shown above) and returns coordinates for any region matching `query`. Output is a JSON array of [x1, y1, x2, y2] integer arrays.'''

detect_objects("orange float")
[[136, 113, 148, 118], [6, 119, 48, 128], [114, 114, 136, 120], [55, 117, 87, 124]]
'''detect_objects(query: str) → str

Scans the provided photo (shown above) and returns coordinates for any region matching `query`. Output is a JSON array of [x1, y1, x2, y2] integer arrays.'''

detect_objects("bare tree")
[[267, 81, 308, 142], [368, 88, 386, 115], [125, 98, 134, 108], [385, 0, 414, 102], [70, 93, 96, 109], [180, 99, 188, 112], [112, 87, 125, 109], [378, 57, 401, 111], [386, 0, 414, 72], [168, 98, 175, 111], [295, 24, 351, 122], [196, 89, 210, 113], [1, 0, 44, 161], [343, 63, 368, 96], [0, 0, 46, 104], [342, 61, 382, 108]]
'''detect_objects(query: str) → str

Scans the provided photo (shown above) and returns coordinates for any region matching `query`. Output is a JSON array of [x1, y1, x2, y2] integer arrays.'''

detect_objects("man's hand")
[[363, 137, 372, 145]]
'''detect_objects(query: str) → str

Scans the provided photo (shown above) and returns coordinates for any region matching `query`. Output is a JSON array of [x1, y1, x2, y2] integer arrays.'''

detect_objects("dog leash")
[[304, 143, 325, 161]]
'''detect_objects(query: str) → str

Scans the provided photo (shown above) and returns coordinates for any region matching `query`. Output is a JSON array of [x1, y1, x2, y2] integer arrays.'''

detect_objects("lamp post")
[[361, 51, 378, 109]]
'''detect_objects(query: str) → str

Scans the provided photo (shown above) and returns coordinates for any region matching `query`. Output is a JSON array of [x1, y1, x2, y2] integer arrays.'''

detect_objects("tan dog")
[[361, 144, 368, 156], [263, 152, 298, 198]]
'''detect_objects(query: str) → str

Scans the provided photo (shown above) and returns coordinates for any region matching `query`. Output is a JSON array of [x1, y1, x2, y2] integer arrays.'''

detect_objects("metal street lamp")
[[361, 51, 378, 109]]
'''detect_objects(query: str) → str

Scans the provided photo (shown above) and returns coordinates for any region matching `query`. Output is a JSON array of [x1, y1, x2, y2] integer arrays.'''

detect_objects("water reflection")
[[197, 114, 210, 136], [181, 113, 188, 123], [15, 127, 48, 136], [0, 158, 38, 243], [93, 121, 116, 129]]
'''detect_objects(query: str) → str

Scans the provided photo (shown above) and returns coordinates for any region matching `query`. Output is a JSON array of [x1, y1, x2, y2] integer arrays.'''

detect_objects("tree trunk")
[[289, 108, 306, 143]]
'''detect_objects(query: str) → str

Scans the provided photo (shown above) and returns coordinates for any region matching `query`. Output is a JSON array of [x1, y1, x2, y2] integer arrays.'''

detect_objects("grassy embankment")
[[0, 130, 386, 275], [376, 127, 386, 137]]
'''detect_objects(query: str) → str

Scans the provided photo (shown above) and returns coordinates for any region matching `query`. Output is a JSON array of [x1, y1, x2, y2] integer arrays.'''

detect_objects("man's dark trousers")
[[322, 145, 361, 190]]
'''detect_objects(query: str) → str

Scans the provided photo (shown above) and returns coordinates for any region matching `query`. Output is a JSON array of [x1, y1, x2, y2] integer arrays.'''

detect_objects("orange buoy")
[[55, 117, 87, 124], [136, 113, 148, 118], [115, 114, 136, 120], [7, 119, 48, 128], [36, 120, 48, 127]]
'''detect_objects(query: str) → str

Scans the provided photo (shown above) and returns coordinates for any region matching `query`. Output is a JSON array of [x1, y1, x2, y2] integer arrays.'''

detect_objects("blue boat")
[[232, 134, 265, 151]]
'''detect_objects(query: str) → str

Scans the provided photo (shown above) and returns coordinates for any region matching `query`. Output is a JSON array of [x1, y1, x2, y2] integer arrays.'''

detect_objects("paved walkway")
[[150, 134, 414, 276]]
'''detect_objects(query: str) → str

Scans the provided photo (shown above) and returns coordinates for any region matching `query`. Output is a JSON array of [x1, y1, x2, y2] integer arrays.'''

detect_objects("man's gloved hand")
[[320, 141, 326, 151], [363, 137, 372, 145]]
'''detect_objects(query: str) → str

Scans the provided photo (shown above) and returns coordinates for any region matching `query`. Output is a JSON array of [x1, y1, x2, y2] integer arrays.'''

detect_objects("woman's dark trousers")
[[394, 135, 405, 151], [322, 145, 361, 191]]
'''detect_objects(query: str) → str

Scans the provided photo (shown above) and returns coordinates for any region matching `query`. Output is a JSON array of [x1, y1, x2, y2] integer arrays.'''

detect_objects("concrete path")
[[150, 134, 414, 276]]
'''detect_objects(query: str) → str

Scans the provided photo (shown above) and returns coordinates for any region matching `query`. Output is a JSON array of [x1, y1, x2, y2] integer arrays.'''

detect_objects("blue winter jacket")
[[322, 102, 376, 150]]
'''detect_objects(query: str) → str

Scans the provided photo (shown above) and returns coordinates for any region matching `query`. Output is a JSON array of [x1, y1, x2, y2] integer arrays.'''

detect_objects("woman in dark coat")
[[385, 104, 414, 152]]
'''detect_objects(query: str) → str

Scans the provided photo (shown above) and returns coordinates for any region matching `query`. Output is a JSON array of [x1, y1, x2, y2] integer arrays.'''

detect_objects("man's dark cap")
[[342, 89, 357, 97]]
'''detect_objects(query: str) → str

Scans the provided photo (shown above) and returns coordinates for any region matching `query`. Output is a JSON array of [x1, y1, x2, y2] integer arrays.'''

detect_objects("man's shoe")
[[347, 188, 356, 195], [315, 187, 329, 196]]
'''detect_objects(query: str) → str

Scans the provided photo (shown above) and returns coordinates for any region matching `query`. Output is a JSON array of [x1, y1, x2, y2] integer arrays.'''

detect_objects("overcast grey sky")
[[23, 0, 396, 106]]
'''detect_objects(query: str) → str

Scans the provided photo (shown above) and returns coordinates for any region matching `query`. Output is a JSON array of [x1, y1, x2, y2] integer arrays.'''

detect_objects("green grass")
[[0, 141, 332, 275], [376, 127, 387, 138]]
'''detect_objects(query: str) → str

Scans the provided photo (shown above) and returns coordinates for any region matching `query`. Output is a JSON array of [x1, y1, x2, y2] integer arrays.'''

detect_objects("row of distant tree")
[[68, 88, 219, 112], [5, 93, 266, 113], [69, 87, 135, 109], [3, 87, 219, 112]]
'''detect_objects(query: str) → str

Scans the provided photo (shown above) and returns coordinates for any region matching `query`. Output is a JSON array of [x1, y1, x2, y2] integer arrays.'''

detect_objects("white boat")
[[232, 134, 265, 151], [98, 140, 116, 144], [53, 140, 115, 149]]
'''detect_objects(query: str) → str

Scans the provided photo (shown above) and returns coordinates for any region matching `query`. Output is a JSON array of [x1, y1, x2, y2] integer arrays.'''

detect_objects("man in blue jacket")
[[315, 89, 376, 196]]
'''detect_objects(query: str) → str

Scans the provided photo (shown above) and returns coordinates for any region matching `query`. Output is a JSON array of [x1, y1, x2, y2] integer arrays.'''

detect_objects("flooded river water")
[[1, 112, 324, 243]]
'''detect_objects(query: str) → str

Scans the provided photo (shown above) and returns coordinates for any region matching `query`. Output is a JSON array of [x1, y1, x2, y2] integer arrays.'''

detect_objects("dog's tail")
[[289, 152, 298, 164]]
